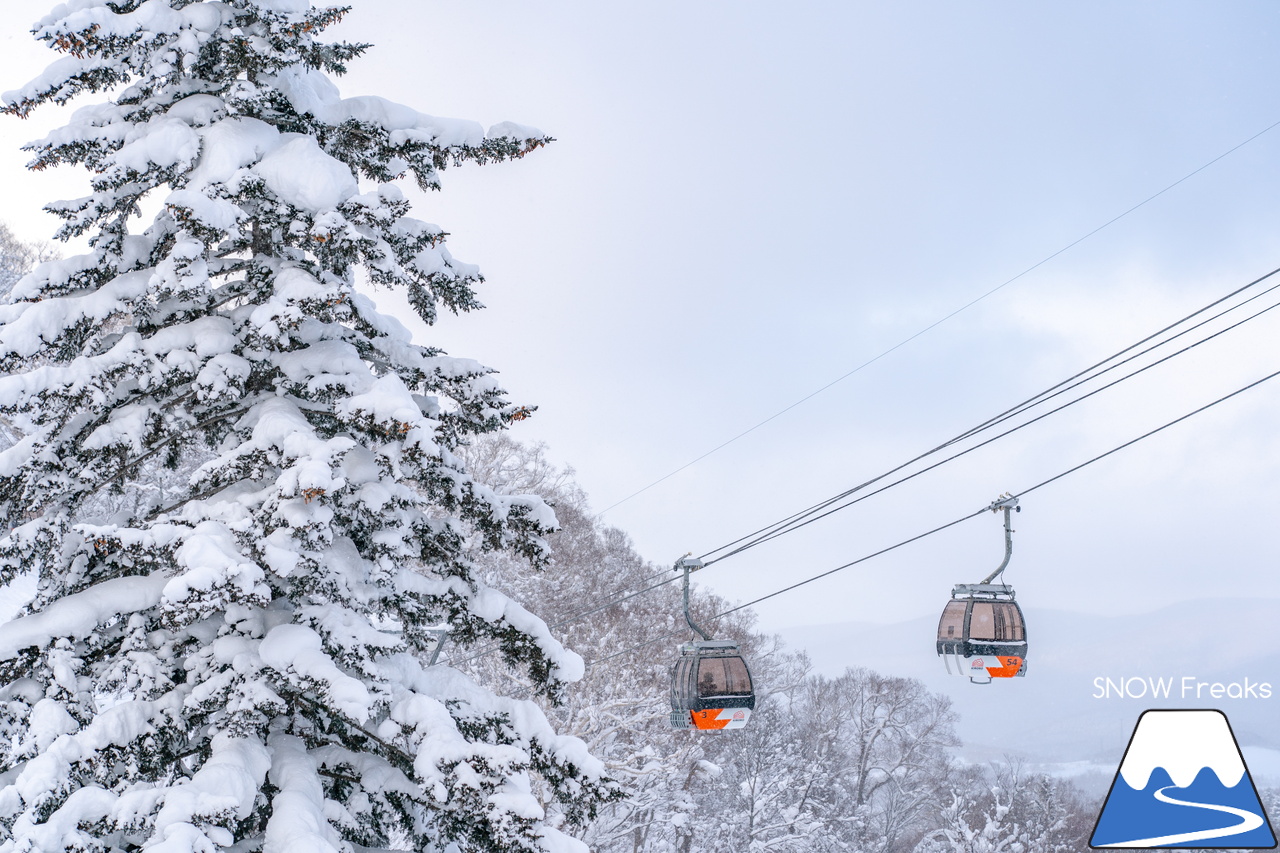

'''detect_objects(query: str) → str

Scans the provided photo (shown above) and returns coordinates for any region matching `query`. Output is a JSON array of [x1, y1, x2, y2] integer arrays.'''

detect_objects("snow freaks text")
[[1092, 676, 1273, 700]]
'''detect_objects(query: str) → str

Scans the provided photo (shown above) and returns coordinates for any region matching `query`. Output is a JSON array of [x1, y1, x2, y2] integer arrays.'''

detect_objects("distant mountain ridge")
[[776, 598, 1280, 776]]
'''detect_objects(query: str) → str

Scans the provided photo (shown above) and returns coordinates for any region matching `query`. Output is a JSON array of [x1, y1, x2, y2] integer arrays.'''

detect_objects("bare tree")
[[0, 222, 55, 302], [914, 759, 1095, 853]]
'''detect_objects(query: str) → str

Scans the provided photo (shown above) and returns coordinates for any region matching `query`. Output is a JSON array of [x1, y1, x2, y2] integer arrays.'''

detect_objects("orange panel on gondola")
[[984, 656, 1023, 678], [690, 710, 730, 730]]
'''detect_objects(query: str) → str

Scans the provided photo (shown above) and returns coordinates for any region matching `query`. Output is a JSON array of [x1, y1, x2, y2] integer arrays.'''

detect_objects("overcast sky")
[[3, 1, 1280, 636]]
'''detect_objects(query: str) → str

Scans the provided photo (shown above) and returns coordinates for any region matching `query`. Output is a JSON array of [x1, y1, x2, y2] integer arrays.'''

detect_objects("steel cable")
[[588, 362, 1280, 668], [697, 265, 1280, 564]]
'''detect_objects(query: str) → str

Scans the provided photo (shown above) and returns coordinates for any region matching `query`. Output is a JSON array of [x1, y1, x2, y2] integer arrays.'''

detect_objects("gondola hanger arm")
[[675, 554, 710, 641], [980, 494, 1019, 585]]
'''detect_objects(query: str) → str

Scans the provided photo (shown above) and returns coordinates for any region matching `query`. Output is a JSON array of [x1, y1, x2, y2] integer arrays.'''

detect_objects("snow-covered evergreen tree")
[[0, 2, 614, 852]]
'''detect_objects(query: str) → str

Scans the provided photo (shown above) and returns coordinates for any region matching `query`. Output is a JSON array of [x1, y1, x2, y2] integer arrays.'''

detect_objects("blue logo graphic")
[[1091, 709, 1276, 849]]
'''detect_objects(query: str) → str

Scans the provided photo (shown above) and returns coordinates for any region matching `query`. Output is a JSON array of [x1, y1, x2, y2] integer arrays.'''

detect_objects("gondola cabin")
[[937, 583, 1026, 684], [670, 639, 755, 730]]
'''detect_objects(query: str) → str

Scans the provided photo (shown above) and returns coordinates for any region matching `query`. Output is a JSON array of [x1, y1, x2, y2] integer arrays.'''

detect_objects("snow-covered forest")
[[448, 435, 1108, 853], [0, 1, 1275, 852]]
